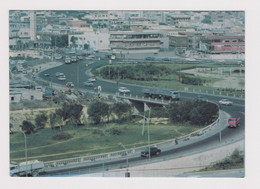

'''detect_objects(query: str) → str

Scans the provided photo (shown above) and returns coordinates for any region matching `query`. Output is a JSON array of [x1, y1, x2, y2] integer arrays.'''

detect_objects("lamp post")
[[19, 130, 28, 177], [118, 142, 129, 177], [147, 107, 151, 161]]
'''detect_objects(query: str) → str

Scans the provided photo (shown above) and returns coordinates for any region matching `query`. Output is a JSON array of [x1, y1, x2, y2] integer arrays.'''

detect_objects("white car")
[[58, 76, 66, 81], [219, 99, 233, 106], [118, 87, 130, 93], [55, 72, 61, 77], [83, 81, 94, 87], [88, 77, 97, 82]]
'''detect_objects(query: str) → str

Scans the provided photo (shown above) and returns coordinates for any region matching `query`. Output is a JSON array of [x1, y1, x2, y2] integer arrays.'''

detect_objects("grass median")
[[10, 120, 201, 162]]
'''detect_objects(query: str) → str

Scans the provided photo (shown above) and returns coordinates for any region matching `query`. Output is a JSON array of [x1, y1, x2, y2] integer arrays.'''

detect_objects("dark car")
[[145, 57, 155, 61], [162, 58, 171, 61], [141, 147, 161, 157]]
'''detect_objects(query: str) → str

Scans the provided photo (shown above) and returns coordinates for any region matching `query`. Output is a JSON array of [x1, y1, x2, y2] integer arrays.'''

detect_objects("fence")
[[43, 109, 221, 171]]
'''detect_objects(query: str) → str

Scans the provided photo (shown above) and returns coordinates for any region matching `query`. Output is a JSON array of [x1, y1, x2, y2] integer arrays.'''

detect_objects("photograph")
[[8, 10, 245, 178]]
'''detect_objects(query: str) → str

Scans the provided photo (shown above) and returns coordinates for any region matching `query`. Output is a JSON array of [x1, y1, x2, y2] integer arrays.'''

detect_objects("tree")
[[20, 120, 35, 134], [112, 102, 132, 122], [59, 103, 84, 125], [10, 123, 13, 134], [70, 36, 78, 47], [88, 101, 109, 124], [49, 111, 63, 131], [35, 113, 48, 129]]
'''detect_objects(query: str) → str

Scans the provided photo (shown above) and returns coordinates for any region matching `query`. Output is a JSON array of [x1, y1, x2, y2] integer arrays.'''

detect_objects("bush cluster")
[[52, 132, 72, 141], [201, 149, 244, 171], [181, 74, 205, 85], [167, 101, 218, 126], [106, 127, 123, 135], [98, 64, 172, 81]]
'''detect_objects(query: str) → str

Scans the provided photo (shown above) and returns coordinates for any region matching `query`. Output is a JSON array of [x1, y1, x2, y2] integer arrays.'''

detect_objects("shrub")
[[106, 127, 123, 135], [52, 132, 72, 141], [20, 120, 36, 134], [92, 129, 104, 136]]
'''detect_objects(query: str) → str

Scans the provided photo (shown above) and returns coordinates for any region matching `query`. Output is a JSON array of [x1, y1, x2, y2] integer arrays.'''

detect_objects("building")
[[109, 30, 169, 53], [68, 31, 110, 51], [199, 35, 245, 54], [10, 89, 43, 103]]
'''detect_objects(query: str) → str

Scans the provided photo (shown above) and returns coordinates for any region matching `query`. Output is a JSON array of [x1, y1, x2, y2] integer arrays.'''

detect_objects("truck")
[[228, 118, 240, 128], [10, 160, 45, 177], [143, 88, 180, 101]]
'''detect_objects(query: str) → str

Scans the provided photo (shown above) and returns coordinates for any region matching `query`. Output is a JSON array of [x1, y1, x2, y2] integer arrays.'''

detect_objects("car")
[[65, 56, 71, 64], [85, 55, 95, 60], [55, 54, 62, 60], [118, 87, 130, 93], [71, 56, 77, 63], [228, 118, 240, 128], [58, 76, 66, 81], [66, 82, 75, 88], [44, 73, 50, 77], [88, 77, 97, 82], [219, 99, 233, 106], [162, 58, 171, 61], [84, 81, 94, 87], [145, 57, 155, 61], [195, 95, 208, 102], [141, 147, 161, 158], [55, 72, 61, 77]]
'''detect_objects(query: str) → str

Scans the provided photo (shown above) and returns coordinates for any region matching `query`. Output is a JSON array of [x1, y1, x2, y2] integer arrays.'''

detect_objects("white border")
[[1, 0, 260, 189]]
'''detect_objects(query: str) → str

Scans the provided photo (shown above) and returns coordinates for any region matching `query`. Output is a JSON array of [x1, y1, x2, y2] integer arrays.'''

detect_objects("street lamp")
[[118, 142, 130, 177], [147, 107, 151, 161], [136, 106, 151, 161], [17, 130, 28, 177]]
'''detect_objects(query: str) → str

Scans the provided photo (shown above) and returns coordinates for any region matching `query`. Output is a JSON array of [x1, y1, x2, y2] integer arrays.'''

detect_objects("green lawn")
[[94, 63, 244, 98], [10, 120, 201, 162]]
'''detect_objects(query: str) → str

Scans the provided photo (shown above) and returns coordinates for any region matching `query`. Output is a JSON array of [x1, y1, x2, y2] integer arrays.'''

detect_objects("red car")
[[228, 118, 240, 128]]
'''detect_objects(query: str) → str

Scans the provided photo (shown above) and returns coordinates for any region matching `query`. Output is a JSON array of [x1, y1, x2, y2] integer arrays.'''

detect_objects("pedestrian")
[[175, 138, 178, 145]]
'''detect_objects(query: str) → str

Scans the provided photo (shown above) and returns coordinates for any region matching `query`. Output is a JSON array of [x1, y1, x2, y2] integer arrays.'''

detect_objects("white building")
[[68, 31, 110, 51], [10, 89, 43, 103]]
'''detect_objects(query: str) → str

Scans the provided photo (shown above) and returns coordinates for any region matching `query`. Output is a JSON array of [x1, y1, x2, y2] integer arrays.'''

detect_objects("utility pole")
[[148, 107, 151, 161]]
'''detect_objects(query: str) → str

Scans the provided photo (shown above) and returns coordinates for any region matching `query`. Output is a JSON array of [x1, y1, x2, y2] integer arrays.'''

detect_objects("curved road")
[[38, 58, 245, 176]]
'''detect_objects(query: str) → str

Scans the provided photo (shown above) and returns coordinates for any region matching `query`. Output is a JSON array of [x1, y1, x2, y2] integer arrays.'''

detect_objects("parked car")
[[65, 56, 71, 64], [194, 95, 208, 102], [84, 81, 94, 87], [66, 82, 75, 88], [85, 55, 95, 60], [141, 147, 161, 158], [55, 54, 62, 60], [71, 56, 77, 63], [88, 77, 97, 82], [118, 87, 130, 93], [219, 99, 233, 106]]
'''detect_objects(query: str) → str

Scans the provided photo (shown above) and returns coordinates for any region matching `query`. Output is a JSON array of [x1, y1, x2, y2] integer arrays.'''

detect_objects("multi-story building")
[[109, 30, 169, 53], [199, 35, 245, 54], [68, 31, 110, 51]]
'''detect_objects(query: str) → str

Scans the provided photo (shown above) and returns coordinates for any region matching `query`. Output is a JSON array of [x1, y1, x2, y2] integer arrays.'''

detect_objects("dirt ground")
[[181, 67, 245, 90]]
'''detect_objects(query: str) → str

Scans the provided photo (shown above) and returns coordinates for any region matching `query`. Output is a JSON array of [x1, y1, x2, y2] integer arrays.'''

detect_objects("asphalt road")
[[38, 58, 245, 176]]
